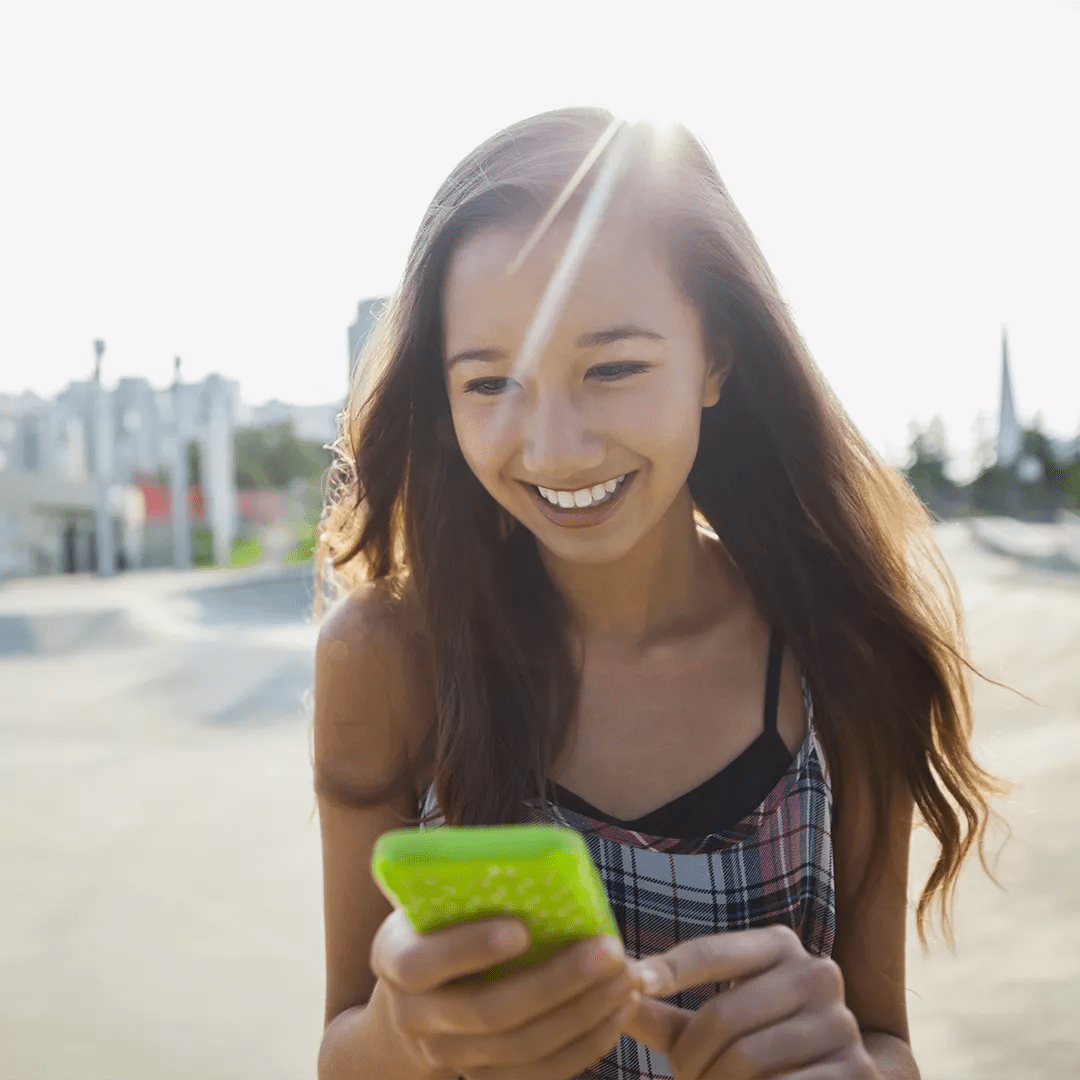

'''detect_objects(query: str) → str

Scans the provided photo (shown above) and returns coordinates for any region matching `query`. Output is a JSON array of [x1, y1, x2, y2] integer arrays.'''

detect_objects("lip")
[[521, 471, 637, 529]]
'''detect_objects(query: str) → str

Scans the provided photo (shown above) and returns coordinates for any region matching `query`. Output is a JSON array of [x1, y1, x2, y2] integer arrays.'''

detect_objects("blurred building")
[[996, 328, 1079, 469], [996, 328, 1023, 469], [0, 373, 239, 578]]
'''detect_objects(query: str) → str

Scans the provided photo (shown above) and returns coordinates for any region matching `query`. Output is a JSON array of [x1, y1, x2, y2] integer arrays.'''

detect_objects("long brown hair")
[[315, 106, 1007, 944]]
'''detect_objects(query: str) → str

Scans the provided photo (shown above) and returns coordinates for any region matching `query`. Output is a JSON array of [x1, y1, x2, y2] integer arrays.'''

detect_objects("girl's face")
[[442, 207, 725, 566]]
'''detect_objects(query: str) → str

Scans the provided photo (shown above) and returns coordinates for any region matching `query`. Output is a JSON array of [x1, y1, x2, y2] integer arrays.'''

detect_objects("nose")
[[520, 390, 604, 481]]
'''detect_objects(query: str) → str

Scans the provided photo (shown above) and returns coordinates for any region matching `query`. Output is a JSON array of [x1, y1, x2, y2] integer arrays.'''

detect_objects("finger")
[[417, 933, 629, 1035], [620, 994, 691, 1056], [772, 1045, 878, 1080], [371, 910, 529, 993], [467, 995, 641, 1080], [425, 972, 641, 1072], [669, 959, 821, 1076], [633, 924, 803, 999], [523, 996, 640, 1080], [699, 1008, 861, 1080]]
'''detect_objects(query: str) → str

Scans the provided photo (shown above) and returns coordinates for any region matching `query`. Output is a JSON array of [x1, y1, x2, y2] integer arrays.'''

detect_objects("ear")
[[702, 343, 733, 409]]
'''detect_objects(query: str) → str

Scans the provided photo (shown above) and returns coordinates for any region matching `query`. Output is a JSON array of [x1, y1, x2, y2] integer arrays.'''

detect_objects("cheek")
[[449, 400, 514, 479], [607, 381, 702, 469]]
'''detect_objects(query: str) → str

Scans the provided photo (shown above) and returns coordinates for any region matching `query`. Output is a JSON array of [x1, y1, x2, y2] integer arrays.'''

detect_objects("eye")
[[588, 361, 652, 382], [463, 376, 516, 396]]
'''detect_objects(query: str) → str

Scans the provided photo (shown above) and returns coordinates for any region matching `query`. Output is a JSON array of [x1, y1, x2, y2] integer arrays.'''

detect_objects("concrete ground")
[[1, 523, 1078, 1079], [904, 524, 1080, 1079]]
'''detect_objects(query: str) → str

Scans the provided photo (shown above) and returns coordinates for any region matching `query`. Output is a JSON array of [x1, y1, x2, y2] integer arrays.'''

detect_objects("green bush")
[[191, 528, 264, 568], [235, 421, 332, 490], [1067, 462, 1080, 508], [285, 520, 318, 565], [229, 535, 264, 568]]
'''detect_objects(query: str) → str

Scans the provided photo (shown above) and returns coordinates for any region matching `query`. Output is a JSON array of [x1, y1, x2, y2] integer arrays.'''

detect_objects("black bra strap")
[[763, 627, 783, 734]]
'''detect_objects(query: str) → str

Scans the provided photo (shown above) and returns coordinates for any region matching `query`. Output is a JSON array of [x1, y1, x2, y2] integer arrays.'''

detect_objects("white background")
[[1, 1, 1078, 478]]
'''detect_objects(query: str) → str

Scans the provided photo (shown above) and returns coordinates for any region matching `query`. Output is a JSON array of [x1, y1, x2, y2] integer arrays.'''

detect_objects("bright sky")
[[1, 2, 1078, 479]]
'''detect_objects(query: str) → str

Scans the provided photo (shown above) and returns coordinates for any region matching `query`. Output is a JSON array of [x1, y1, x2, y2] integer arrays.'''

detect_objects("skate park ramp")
[[0, 563, 322, 659], [0, 607, 139, 658]]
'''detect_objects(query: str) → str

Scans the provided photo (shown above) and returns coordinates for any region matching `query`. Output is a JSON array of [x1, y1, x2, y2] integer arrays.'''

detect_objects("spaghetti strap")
[[763, 627, 783, 734]]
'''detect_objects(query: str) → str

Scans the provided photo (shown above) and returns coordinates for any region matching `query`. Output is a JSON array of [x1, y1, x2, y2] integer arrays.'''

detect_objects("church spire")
[[995, 324, 1022, 468]]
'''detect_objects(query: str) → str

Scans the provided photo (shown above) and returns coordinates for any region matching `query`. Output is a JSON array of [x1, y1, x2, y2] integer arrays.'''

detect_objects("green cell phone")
[[371, 823, 621, 983]]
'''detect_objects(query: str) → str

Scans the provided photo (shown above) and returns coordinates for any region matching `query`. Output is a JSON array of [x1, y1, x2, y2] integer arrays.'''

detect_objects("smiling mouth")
[[521, 471, 637, 527], [533, 473, 629, 509]]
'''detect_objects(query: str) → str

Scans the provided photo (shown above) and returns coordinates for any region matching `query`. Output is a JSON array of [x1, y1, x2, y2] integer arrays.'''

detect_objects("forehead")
[[442, 205, 692, 353]]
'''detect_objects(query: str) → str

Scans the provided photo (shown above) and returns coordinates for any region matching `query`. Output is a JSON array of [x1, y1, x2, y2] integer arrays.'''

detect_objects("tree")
[[233, 420, 332, 490], [968, 418, 1071, 521], [186, 440, 202, 485], [970, 410, 997, 476], [902, 415, 962, 518], [1067, 462, 1080, 509]]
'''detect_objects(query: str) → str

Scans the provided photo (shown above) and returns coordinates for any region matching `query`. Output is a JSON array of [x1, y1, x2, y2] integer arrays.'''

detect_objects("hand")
[[370, 908, 644, 1080], [623, 925, 879, 1080]]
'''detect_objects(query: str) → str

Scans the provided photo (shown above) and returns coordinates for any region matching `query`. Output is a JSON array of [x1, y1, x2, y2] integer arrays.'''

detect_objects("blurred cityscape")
[[0, 298, 388, 582], [904, 329, 1080, 526]]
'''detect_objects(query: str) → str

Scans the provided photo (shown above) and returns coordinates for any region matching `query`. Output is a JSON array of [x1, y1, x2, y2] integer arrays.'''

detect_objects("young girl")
[[312, 107, 1001, 1080]]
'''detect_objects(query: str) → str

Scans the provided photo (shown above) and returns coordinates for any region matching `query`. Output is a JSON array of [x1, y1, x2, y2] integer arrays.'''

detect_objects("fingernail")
[[588, 936, 624, 971], [493, 924, 528, 953], [599, 936, 624, 961], [638, 966, 663, 995]]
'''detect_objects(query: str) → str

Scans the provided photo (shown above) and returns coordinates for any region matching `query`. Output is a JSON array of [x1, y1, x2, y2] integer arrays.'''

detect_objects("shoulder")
[[317, 576, 419, 654], [314, 579, 434, 801]]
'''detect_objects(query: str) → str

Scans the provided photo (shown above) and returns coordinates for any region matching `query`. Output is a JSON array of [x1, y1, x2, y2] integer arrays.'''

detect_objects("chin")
[[533, 525, 646, 567]]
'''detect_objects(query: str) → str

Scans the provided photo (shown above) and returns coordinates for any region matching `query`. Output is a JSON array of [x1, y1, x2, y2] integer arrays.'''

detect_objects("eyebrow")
[[446, 325, 665, 369]]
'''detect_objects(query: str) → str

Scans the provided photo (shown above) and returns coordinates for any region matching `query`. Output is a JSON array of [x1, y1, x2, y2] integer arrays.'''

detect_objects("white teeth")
[[534, 473, 629, 510]]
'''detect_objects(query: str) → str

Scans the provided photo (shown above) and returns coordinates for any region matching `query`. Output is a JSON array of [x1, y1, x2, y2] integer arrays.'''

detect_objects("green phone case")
[[371, 823, 621, 983]]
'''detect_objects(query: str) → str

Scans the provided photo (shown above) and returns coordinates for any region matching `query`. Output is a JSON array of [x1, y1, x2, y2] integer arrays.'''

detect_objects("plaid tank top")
[[417, 631, 835, 1080]]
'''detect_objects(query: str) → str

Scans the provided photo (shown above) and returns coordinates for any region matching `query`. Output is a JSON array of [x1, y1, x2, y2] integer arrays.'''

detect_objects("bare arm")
[[319, 981, 456, 1080], [831, 754, 921, 1080], [862, 1031, 920, 1080], [313, 585, 443, 1079]]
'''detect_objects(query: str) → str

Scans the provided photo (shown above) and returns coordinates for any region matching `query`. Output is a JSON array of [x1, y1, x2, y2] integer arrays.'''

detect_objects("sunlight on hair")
[[609, 94, 681, 161], [500, 120, 634, 422], [507, 117, 623, 278], [481, 121, 636, 447], [495, 111, 678, 445]]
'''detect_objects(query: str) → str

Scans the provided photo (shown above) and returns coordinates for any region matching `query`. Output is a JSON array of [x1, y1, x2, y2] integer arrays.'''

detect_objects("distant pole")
[[205, 379, 236, 568], [170, 356, 192, 570], [92, 339, 116, 577]]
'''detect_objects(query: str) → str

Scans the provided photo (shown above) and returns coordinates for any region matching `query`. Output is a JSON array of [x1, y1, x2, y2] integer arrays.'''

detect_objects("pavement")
[[1, 561, 326, 1080], [968, 511, 1080, 574], [903, 523, 1080, 1079], [1, 523, 1079, 1080]]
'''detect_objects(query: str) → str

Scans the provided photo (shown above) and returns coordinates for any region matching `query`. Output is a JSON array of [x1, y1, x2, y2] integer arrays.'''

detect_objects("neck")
[[539, 487, 744, 651]]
